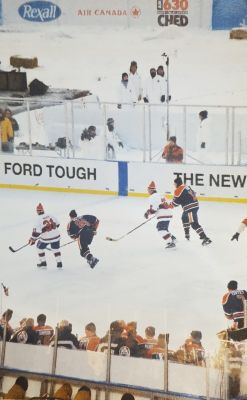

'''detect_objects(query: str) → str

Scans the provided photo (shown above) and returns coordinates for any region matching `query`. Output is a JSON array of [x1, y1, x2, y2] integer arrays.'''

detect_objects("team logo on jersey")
[[18, 1, 61, 22], [119, 345, 131, 356], [17, 331, 28, 343]]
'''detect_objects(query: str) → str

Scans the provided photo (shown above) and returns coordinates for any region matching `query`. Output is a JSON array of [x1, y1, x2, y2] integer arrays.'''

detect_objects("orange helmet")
[[147, 181, 156, 192], [36, 203, 44, 214]]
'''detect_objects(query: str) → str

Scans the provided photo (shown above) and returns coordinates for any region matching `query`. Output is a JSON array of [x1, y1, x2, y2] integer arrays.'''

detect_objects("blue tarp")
[[212, 0, 247, 30]]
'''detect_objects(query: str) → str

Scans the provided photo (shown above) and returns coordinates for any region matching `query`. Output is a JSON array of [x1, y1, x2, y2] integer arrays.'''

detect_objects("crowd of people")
[[0, 308, 205, 366]]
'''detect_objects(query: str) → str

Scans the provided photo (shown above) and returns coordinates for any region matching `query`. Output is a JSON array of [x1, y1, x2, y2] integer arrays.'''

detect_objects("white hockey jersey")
[[31, 213, 61, 243], [147, 192, 173, 220]]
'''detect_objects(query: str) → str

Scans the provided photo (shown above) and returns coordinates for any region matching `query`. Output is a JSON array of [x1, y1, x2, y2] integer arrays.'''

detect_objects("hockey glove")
[[143, 97, 149, 103], [144, 211, 149, 219], [29, 238, 36, 246], [160, 95, 166, 103], [201, 142, 206, 149], [231, 232, 240, 241], [117, 104, 122, 109]]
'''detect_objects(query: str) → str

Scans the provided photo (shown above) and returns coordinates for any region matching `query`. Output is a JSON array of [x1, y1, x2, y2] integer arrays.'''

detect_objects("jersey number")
[[43, 218, 56, 232]]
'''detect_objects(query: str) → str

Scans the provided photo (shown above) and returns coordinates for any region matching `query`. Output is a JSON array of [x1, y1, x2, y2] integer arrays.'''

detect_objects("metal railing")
[[0, 97, 247, 166]]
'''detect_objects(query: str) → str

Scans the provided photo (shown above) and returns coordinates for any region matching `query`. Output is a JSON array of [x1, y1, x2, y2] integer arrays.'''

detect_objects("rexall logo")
[[18, 1, 61, 22]]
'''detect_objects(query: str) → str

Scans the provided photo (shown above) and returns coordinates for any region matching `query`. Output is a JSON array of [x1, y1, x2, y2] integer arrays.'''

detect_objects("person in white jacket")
[[143, 68, 166, 104], [128, 61, 142, 102], [118, 72, 136, 109]]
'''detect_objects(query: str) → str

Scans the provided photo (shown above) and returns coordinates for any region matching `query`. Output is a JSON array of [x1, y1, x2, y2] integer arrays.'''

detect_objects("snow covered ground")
[[1, 188, 246, 355]]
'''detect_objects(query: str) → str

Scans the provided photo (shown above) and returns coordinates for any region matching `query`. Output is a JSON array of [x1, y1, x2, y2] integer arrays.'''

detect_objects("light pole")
[[162, 52, 170, 140]]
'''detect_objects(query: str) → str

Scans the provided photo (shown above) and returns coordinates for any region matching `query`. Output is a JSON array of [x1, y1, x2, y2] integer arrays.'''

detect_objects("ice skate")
[[165, 242, 176, 249], [57, 262, 63, 268], [202, 237, 212, 246], [171, 235, 176, 243], [37, 261, 47, 268], [88, 257, 99, 269]]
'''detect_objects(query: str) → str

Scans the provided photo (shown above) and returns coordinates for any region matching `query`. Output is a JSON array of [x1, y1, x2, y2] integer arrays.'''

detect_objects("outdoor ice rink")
[[1, 188, 246, 354]]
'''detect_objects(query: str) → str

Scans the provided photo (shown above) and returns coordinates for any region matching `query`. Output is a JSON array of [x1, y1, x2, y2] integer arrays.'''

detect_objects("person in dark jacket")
[[170, 177, 211, 245], [50, 320, 79, 349], [162, 136, 183, 163], [222, 280, 247, 329], [10, 318, 39, 344], [4, 376, 28, 399], [67, 210, 99, 269]]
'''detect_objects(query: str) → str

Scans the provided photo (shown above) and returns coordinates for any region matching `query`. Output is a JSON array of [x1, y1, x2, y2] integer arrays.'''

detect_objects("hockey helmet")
[[147, 181, 156, 192], [69, 209, 77, 218], [36, 203, 44, 214], [106, 117, 114, 126]]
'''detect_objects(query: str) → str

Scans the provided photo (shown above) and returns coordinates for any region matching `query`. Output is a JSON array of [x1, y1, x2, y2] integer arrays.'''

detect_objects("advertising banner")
[[128, 162, 247, 201], [0, 156, 119, 195], [1, 0, 212, 29]]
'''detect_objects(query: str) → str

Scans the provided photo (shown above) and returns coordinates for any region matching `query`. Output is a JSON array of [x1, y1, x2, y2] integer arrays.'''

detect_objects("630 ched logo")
[[157, 0, 188, 27], [18, 1, 61, 22]]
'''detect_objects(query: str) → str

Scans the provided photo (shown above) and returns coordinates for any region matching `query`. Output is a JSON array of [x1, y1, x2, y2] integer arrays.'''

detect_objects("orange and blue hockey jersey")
[[222, 289, 247, 322], [171, 184, 199, 212]]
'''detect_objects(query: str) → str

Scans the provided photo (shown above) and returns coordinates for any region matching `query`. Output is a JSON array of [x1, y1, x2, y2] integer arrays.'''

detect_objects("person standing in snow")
[[143, 68, 166, 104], [144, 181, 176, 249], [105, 117, 123, 160], [128, 61, 142, 103], [118, 72, 136, 109]]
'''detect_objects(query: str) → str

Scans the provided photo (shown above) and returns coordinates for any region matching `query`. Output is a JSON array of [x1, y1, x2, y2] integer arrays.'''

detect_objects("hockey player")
[[144, 181, 176, 249], [67, 210, 99, 269], [222, 280, 247, 329], [170, 177, 211, 245], [29, 203, 62, 268], [231, 218, 247, 241]]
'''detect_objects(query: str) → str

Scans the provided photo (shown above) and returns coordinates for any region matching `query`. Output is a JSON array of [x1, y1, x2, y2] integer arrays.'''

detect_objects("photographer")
[[81, 126, 97, 141], [162, 136, 183, 163]]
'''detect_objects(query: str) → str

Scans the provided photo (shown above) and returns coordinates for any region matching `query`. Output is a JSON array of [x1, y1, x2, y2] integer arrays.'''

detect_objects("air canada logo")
[[131, 6, 141, 18], [157, 0, 189, 27], [18, 1, 61, 22]]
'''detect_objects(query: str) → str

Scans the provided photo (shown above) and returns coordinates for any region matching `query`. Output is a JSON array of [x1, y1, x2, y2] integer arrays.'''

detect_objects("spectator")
[[106, 117, 123, 160], [128, 61, 142, 102], [175, 331, 205, 366], [149, 333, 166, 359], [74, 386, 91, 400], [81, 126, 97, 141], [54, 383, 72, 400], [157, 65, 171, 102], [98, 320, 139, 356], [79, 322, 100, 351], [4, 108, 20, 136], [0, 108, 13, 152], [0, 308, 13, 341], [143, 68, 166, 104], [4, 376, 28, 399], [50, 320, 79, 349], [197, 110, 212, 163], [33, 313, 54, 345], [162, 136, 183, 163], [144, 326, 157, 344], [121, 394, 135, 400], [10, 318, 39, 344], [222, 280, 247, 329], [118, 72, 136, 109]]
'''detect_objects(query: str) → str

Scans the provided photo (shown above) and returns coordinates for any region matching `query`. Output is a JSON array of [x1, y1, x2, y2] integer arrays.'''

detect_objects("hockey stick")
[[9, 243, 29, 253], [106, 215, 156, 242]]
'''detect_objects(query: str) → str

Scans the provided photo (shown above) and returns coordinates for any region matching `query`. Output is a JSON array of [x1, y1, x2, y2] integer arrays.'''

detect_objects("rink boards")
[[0, 155, 246, 202]]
